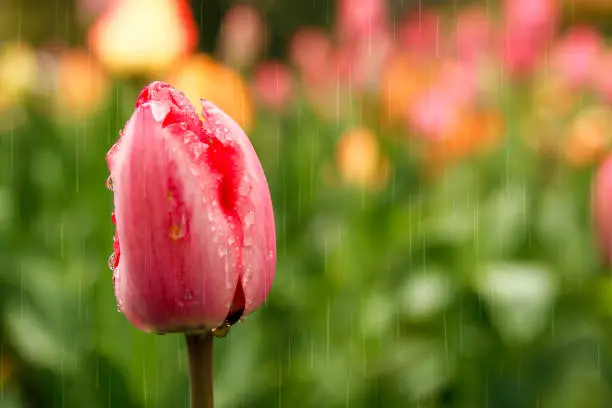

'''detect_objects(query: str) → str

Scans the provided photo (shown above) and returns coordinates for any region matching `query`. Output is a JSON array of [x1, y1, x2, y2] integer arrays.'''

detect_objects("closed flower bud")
[[106, 81, 276, 333]]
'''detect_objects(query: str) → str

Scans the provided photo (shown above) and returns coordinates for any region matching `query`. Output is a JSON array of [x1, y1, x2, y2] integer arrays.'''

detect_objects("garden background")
[[2, 0, 612, 407]]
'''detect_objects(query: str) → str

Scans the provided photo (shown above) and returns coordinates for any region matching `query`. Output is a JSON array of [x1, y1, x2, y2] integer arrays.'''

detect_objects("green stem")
[[185, 331, 215, 408]]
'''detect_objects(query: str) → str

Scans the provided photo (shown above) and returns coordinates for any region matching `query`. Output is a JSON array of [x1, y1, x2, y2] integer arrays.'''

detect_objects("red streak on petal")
[[228, 282, 245, 318]]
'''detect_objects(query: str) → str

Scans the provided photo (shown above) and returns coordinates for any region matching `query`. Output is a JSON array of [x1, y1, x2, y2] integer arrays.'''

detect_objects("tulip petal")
[[199, 100, 276, 316]]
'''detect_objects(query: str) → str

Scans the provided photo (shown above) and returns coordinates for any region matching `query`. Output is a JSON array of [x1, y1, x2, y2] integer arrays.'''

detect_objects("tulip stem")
[[185, 331, 215, 408]]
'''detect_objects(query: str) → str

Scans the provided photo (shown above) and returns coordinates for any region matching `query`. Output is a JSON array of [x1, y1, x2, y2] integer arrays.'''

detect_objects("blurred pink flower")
[[408, 88, 461, 140], [336, 0, 388, 46], [550, 26, 602, 88], [501, 0, 559, 76], [407, 60, 477, 140], [591, 50, 612, 103], [289, 27, 333, 87], [399, 10, 441, 60], [218, 5, 265, 69], [593, 155, 612, 265], [253, 61, 293, 112], [333, 31, 393, 93], [453, 6, 495, 63]]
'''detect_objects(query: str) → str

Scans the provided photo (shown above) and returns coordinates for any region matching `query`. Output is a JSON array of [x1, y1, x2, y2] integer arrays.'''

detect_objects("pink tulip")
[[593, 155, 612, 265], [252, 61, 293, 112], [336, 0, 388, 45], [501, 0, 558, 76], [453, 6, 495, 63], [408, 88, 461, 140], [407, 61, 476, 140], [399, 10, 442, 60], [218, 4, 265, 69], [550, 26, 602, 88], [107, 81, 276, 333], [333, 30, 393, 93], [289, 27, 333, 87]]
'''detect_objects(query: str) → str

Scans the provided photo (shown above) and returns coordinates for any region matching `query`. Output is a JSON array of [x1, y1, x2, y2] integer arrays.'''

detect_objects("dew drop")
[[188, 163, 200, 176], [192, 144, 204, 160], [228, 235, 236, 245], [150, 101, 171, 122], [237, 177, 251, 196], [108, 253, 117, 270], [106, 175, 114, 191], [184, 290, 194, 301], [169, 215, 187, 241], [218, 244, 228, 257], [243, 211, 255, 228], [207, 211, 215, 222], [243, 235, 253, 247]]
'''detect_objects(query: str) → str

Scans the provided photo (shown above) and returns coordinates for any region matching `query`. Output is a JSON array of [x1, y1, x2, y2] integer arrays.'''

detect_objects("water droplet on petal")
[[169, 215, 188, 241], [184, 290, 194, 301], [108, 253, 117, 270], [192, 144, 204, 160], [106, 175, 114, 191], [237, 177, 251, 196], [228, 236, 236, 245], [243, 211, 255, 228], [150, 101, 171, 122], [219, 244, 228, 257], [243, 235, 253, 247]]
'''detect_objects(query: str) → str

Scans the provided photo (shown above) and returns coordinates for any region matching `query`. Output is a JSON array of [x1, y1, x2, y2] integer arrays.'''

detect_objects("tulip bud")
[[252, 61, 293, 112], [107, 81, 276, 334], [593, 156, 612, 265]]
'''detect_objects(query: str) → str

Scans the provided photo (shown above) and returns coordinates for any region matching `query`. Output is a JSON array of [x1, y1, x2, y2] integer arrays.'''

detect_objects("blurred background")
[[3, 0, 612, 407]]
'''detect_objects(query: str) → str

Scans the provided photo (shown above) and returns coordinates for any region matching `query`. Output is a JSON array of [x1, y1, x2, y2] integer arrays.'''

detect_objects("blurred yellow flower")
[[166, 54, 254, 131], [0, 42, 38, 109], [336, 127, 389, 190], [54, 49, 109, 118], [563, 105, 612, 167], [89, 0, 198, 76], [532, 74, 577, 121]]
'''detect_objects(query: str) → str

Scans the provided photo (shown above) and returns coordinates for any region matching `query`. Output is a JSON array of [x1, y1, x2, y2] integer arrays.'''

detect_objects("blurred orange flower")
[[423, 109, 505, 173], [336, 127, 389, 190], [534, 75, 578, 117], [563, 106, 612, 167], [0, 42, 38, 110], [89, 0, 198, 76], [166, 54, 254, 131], [380, 53, 432, 124], [54, 50, 109, 117]]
